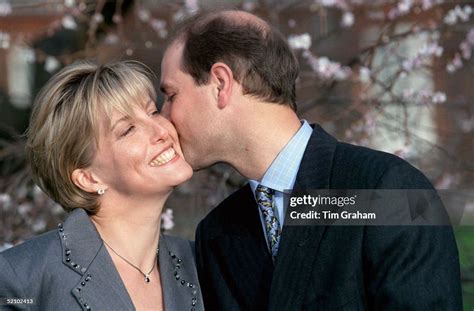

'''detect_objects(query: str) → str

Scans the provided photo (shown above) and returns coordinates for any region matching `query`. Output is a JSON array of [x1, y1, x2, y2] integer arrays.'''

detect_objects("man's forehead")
[[162, 40, 184, 66], [161, 42, 184, 80]]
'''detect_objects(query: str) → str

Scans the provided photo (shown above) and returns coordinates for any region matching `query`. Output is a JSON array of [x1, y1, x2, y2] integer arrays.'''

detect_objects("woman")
[[0, 60, 203, 310]]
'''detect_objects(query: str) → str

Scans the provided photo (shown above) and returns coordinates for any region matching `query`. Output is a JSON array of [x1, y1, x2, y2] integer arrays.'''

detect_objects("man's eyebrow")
[[160, 82, 177, 94], [159, 83, 169, 94]]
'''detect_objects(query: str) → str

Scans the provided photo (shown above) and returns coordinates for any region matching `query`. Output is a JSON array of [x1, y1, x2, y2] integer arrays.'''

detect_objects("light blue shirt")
[[249, 120, 313, 235]]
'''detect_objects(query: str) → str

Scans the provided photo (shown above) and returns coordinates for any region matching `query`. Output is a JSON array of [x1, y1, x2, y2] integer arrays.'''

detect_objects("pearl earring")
[[97, 188, 105, 195]]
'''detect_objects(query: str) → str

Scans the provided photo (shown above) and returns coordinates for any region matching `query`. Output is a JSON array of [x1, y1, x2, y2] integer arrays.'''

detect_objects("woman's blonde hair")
[[26, 60, 157, 214]]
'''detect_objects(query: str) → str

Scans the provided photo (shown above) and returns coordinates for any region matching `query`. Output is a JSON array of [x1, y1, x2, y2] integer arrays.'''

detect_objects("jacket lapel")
[[59, 209, 134, 310], [213, 185, 274, 310], [269, 124, 338, 310], [159, 236, 201, 311]]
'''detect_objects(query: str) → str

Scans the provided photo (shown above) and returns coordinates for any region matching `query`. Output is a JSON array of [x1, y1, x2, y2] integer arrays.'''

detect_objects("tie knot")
[[256, 184, 274, 196]]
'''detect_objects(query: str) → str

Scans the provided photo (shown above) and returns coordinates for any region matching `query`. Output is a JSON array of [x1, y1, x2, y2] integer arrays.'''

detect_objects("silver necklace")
[[103, 240, 159, 283]]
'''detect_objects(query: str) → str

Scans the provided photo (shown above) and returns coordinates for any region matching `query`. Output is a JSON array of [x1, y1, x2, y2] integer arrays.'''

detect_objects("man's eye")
[[121, 125, 134, 137], [167, 94, 176, 102], [151, 110, 160, 116]]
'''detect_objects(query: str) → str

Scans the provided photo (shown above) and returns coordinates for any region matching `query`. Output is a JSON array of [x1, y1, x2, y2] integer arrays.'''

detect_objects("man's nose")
[[161, 103, 171, 119]]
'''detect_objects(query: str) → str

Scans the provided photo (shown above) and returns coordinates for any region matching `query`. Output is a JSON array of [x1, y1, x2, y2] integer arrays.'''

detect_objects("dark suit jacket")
[[0, 209, 204, 310], [195, 124, 462, 311]]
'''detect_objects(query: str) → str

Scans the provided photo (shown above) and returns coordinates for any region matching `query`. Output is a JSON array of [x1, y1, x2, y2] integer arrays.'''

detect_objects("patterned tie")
[[255, 184, 282, 259]]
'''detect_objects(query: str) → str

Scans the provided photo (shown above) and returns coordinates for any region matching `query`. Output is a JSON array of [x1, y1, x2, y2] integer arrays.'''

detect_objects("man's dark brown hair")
[[173, 10, 299, 111]]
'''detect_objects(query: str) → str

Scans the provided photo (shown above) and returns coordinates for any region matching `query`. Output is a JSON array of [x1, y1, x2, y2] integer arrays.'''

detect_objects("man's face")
[[160, 41, 218, 170]]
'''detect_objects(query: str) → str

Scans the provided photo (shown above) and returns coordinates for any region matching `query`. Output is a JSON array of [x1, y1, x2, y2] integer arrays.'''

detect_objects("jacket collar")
[[269, 124, 338, 310], [58, 209, 201, 310], [58, 209, 134, 310], [210, 124, 339, 310]]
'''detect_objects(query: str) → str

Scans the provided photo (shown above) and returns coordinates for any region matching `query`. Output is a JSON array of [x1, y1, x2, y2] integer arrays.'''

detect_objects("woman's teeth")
[[150, 148, 176, 166]]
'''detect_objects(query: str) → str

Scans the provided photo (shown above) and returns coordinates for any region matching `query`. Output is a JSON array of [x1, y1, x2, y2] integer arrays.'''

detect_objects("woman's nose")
[[150, 119, 169, 143]]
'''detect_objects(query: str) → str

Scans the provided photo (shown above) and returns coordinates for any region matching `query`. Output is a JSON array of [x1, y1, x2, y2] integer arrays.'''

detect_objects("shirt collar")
[[249, 120, 313, 193]]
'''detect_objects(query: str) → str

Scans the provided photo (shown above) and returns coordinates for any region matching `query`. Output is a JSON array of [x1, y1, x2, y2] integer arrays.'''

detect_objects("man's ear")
[[209, 62, 234, 109], [71, 168, 105, 194]]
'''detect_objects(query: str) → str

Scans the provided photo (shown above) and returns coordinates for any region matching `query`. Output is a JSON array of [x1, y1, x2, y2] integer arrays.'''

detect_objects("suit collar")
[[293, 124, 337, 190], [59, 209, 202, 310], [59, 209, 134, 310], [209, 124, 339, 310], [159, 236, 202, 310], [212, 185, 274, 309], [269, 124, 338, 310]]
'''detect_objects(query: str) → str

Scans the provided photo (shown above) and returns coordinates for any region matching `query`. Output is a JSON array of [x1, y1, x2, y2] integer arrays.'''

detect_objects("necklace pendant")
[[144, 274, 150, 283]]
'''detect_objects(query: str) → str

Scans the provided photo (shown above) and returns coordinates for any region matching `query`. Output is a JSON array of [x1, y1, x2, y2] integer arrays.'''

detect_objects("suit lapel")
[[71, 245, 135, 310], [213, 185, 274, 310], [159, 236, 201, 311], [59, 209, 134, 310], [269, 125, 338, 310]]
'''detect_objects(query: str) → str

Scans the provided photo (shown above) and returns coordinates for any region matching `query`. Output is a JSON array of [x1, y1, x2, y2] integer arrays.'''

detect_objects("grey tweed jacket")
[[0, 209, 203, 310]]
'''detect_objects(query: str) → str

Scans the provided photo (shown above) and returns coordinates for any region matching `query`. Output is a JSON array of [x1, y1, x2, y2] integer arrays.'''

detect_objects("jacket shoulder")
[[331, 142, 431, 189], [1, 230, 60, 265], [197, 185, 251, 238], [162, 234, 193, 255], [0, 230, 61, 297]]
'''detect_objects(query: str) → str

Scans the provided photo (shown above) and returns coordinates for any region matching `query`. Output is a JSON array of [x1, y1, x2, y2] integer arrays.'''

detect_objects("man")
[[160, 10, 462, 310]]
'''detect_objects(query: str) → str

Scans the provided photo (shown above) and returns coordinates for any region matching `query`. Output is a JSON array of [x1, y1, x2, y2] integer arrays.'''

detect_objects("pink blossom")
[[242, 1, 257, 11], [62, 15, 77, 30], [394, 145, 411, 159], [288, 33, 312, 50], [150, 19, 167, 32], [431, 92, 447, 104], [45, 56, 61, 73], [185, 0, 199, 14], [359, 67, 371, 83], [460, 42, 471, 60], [341, 11, 355, 27], [0, 1, 12, 17], [467, 28, 474, 45], [104, 34, 119, 45], [460, 116, 474, 133], [161, 208, 175, 231], [0, 31, 10, 49], [112, 14, 122, 24], [421, 0, 434, 11], [436, 174, 456, 189], [0, 193, 11, 207], [64, 0, 76, 8], [92, 13, 104, 24], [303, 51, 352, 81], [444, 5, 472, 25], [397, 0, 413, 14], [137, 9, 150, 22]]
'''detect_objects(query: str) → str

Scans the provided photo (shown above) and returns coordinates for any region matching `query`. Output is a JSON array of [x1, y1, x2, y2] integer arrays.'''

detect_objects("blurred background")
[[0, 0, 473, 308]]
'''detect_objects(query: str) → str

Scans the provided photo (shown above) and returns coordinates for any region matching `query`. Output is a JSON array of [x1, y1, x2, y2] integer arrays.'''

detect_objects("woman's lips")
[[149, 147, 177, 167]]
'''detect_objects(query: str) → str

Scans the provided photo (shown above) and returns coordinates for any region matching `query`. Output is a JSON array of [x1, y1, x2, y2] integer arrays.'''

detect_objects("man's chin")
[[188, 156, 215, 172]]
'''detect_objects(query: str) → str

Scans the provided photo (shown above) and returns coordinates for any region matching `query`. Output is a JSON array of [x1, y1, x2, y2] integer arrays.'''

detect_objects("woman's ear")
[[71, 168, 105, 194], [210, 62, 234, 109]]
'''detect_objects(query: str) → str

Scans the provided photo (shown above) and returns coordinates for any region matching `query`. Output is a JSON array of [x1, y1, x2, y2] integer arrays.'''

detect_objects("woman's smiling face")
[[88, 99, 193, 198]]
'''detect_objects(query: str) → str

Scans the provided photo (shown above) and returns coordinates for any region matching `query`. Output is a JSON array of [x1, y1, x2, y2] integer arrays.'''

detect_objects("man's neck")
[[225, 104, 302, 180]]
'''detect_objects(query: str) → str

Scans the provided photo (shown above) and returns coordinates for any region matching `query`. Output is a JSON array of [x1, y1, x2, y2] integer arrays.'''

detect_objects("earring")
[[97, 188, 105, 195]]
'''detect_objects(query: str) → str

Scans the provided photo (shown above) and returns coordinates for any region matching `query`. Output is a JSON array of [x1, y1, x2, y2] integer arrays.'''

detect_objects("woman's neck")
[[90, 193, 167, 271]]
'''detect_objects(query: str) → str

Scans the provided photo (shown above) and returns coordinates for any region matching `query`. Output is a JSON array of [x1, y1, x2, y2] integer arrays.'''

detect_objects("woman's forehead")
[[95, 96, 154, 130]]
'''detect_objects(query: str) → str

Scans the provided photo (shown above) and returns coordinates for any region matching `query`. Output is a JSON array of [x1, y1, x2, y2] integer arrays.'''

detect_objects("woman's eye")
[[121, 125, 134, 137], [151, 110, 160, 116]]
